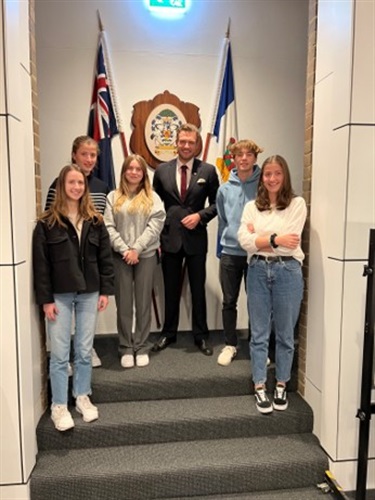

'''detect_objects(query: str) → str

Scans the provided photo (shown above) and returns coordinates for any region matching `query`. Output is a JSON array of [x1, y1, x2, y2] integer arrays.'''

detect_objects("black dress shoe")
[[152, 336, 176, 352], [195, 340, 213, 356]]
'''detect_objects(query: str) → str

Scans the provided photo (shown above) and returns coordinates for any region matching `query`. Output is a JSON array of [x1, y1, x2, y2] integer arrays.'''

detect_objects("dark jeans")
[[219, 254, 248, 346]]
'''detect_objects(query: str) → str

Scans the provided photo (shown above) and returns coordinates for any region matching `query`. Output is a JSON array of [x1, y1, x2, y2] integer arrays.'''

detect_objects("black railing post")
[[356, 228, 375, 500]]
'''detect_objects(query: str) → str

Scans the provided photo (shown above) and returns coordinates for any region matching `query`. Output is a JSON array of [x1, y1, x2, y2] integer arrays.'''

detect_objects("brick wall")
[[30, 0, 48, 409], [298, 0, 317, 395]]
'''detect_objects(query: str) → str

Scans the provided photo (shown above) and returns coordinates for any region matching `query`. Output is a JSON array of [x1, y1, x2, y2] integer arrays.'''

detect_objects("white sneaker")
[[121, 354, 134, 368], [217, 345, 237, 366], [267, 357, 271, 366], [67, 362, 73, 377], [136, 354, 149, 367], [75, 395, 99, 423], [91, 348, 102, 368], [51, 404, 75, 431]]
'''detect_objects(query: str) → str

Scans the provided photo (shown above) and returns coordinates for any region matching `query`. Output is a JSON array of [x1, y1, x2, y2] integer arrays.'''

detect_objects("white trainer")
[[136, 354, 150, 367], [217, 345, 237, 366], [67, 362, 73, 377], [121, 354, 135, 369], [75, 395, 99, 423], [51, 404, 75, 431], [91, 348, 102, 368]]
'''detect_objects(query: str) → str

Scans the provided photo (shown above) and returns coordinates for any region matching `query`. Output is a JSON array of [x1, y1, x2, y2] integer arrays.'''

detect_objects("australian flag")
[[88, 38, 118, 190]]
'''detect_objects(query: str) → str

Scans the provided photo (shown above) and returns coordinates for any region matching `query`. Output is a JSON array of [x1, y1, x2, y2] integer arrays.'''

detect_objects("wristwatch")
[[270, 233, 278, 249]]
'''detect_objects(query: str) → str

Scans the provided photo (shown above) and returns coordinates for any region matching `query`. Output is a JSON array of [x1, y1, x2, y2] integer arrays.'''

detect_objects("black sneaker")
[[273, 384, 288, 411], [254, 387, 273, 414]]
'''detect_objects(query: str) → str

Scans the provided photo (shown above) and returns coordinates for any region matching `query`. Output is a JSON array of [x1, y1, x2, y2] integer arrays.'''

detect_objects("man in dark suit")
[[152, 123, 219, 356]]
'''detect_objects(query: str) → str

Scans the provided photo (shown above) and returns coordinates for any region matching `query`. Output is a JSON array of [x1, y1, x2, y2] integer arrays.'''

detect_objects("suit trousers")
[[161, 248, 208, 342], [114, 252, 157, 356]]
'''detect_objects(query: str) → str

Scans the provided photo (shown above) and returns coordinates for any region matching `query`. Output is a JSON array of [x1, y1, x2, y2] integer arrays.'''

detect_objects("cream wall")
[[305, 0, 375, 491], [0, 0, 42, 498], [35, 0, 309, 334]]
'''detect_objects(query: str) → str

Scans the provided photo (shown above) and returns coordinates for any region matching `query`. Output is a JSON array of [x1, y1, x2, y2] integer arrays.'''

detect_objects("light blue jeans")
[[247, 257, 303, 386], [47, 292, 98, 404]]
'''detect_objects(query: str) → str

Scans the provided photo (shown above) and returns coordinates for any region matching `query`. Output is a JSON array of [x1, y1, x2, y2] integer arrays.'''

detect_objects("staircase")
[[31, 331, 328, 499]]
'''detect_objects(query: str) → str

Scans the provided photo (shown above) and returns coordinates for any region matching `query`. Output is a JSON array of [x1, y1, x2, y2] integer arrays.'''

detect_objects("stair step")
[[37, 393, 313, 451], [90, 333, 297, 403], [165, 486, 334, 499], [31, 433, 328, 500]]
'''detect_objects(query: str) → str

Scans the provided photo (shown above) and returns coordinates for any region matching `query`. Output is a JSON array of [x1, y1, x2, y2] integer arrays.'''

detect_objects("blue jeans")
[[219, 254, 248, 346], [247, 257, 303, 385], [48, 292, 98, 404]]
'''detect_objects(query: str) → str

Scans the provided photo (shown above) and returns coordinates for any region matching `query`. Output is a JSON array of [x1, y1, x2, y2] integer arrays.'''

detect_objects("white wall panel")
[[330, 0, 354, 129], [17, 0, 30, 72], [14, 263, 37, 478], [351, 0, 375, 123], [316, 0, 353, 130], [310, 76, 349, 262], [0, 266, 22, 485], [2, 0, 23, 121], [345, 126, 375, 259], [319, 258, 345, 459], [7, 116, 28, 264], [0, 116, 12, 265]]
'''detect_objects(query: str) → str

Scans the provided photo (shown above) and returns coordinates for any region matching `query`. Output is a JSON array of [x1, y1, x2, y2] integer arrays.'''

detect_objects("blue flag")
[[209, 37, 238, 257], [212, 40, 238, 183], [88, 36, 118, 190]]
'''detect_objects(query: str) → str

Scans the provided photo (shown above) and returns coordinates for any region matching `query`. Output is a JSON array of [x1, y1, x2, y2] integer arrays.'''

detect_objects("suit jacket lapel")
[[185, 159, 200, 198]]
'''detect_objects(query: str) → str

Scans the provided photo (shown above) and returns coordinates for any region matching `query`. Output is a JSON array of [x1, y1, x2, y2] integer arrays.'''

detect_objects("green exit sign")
[[149, 0, 186, 8]]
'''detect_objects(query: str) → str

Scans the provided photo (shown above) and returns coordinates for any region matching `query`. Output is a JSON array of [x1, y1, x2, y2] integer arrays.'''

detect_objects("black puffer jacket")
[[32, 217, 114, 305]]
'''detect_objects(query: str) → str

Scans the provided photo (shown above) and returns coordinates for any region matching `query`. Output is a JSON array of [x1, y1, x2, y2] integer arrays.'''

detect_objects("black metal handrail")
[[356, 228, 375, 500]]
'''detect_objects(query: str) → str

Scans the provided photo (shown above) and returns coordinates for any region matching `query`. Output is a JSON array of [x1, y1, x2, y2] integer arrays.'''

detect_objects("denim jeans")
[[48, 292, 98, 404], [219, 254, 248, 346], [247, 257, 303, 385]]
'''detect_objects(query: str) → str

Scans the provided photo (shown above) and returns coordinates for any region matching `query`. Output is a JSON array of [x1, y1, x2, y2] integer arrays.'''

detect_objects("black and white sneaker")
[[254, 387, 273, 414], [273, 384, 288, 411]]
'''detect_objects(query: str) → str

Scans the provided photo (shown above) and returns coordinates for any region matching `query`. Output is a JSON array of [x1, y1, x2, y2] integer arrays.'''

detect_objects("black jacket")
[[32, 217, 114, 305], [153, 158, 219, 255]]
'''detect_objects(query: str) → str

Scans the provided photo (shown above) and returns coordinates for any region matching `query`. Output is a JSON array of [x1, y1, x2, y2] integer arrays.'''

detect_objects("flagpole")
[[97, 11, 128, 158], [96, 11, 160, 328], [202, 19, 231, 162]]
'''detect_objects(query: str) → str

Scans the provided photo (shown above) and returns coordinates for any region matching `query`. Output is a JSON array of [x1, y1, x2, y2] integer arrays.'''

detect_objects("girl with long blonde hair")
[[104, 155, 166, 369]]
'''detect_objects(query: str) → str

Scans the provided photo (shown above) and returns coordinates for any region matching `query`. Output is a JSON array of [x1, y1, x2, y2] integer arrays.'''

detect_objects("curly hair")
[[113, 155, 153, 215], [39, 164, 101, 227], [255, 155, 295, 212], [230, 139, 264, 158]]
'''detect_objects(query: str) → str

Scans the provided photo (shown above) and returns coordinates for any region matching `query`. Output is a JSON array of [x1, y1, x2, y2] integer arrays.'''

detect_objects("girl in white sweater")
[[238, 155, 307, 414]]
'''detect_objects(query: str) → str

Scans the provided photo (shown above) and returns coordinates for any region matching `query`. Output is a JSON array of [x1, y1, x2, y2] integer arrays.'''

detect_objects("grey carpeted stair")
[[89, 332, 297, 403], [31, 331, 328, 499], [31, 434, 327, 500], [36, 393, 313, 451]]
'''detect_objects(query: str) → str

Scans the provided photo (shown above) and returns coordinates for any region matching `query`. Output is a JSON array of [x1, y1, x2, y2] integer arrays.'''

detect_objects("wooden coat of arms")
[[130, 90, 202, 169]]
